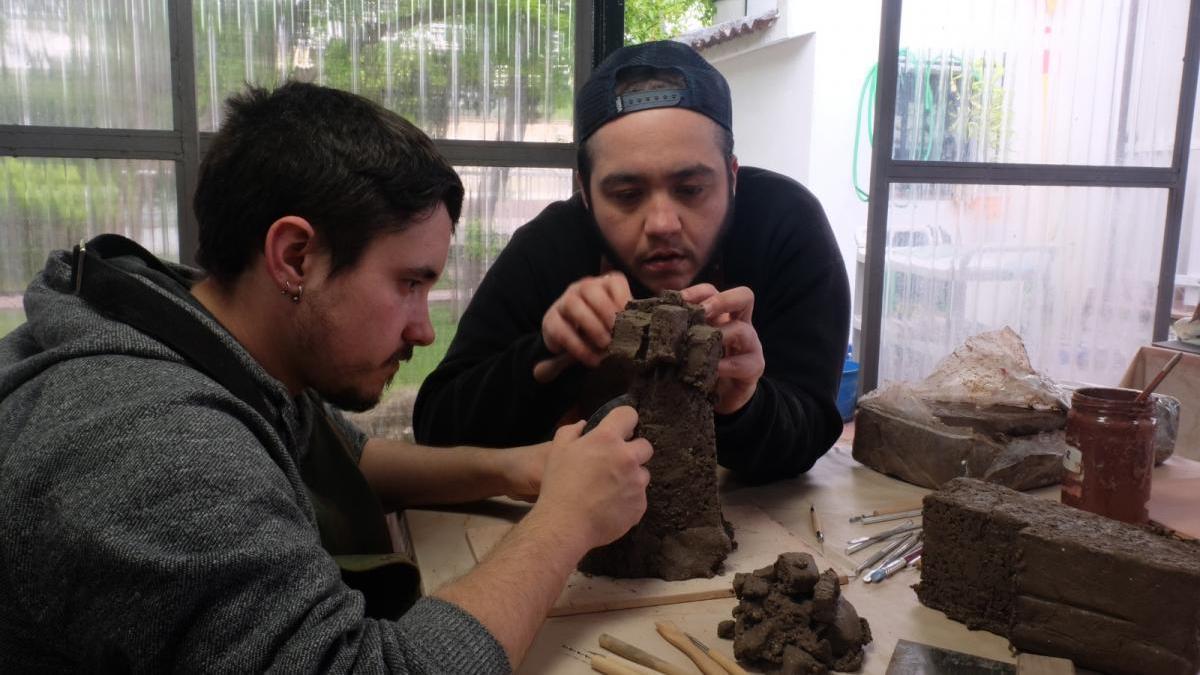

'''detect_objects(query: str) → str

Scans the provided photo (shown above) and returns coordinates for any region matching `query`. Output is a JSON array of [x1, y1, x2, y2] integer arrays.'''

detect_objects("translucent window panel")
[[895, 0, 1188, 166], [0, 0, 173, 128], [194, 0, 575, 141], [0, 157, 177, 337], [399, 166, 573, 389], [878, 184, 1166, 388]]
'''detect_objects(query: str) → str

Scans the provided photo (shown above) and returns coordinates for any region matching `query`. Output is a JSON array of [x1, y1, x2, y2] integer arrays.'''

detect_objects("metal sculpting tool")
[[810, 504, 825, 554], [686, 633, 749, 675], [846, 521, 921, 554]]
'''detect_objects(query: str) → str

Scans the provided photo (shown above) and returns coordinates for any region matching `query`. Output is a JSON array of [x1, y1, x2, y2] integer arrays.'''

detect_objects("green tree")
[[625, 0, 715, 45]]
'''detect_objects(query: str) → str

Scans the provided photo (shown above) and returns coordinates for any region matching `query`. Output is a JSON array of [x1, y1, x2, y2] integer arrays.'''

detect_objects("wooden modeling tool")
[[598, 634, 691, 675], [656, 621, 725, 675], [1134, 352, 1183, 404]]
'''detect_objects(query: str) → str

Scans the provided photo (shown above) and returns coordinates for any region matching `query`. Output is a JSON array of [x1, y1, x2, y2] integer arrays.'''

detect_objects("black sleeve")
[[714, 177, 850, 483], [413, 210, 589, 448]]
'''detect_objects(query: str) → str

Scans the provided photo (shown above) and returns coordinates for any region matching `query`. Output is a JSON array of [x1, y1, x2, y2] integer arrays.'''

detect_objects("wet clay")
[[1061, 387, 1156, 524], [577, 292, 733, 580], [716, 552, 873, 674], [917, 478, 1200, 675]]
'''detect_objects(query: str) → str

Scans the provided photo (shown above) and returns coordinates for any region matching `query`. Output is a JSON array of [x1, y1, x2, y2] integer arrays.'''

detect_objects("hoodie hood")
[[0, 249, 306, 453]]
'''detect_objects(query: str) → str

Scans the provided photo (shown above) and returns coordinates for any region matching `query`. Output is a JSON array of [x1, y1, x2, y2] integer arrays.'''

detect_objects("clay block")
[[646, 304, 690, 364], [609, 311, 650, 361], [1012, 596, 1196, 675], [682, 325, 723, 393], [924, 401, 1067, 436], [825, 597, 865, 656], [916, 478, 1200, 675], [852, 404, 1064, 490], [578, 292, 731, 580], [810, 570, 840, 623], [780, 645, 827, 675], [774, 552, 820, 595], [854, 394, 1180, 492]]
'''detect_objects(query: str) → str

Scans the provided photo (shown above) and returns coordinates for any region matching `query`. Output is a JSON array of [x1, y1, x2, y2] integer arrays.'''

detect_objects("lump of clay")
[[718, 552, 872, 674], [577, 291, 732, 581], [852, 328, 1178, 491]]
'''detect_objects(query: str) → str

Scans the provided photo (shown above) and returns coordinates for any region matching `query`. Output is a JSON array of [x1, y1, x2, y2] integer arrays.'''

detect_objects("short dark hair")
[[576, 66, 734, 195], [194, 81, 464, 282]]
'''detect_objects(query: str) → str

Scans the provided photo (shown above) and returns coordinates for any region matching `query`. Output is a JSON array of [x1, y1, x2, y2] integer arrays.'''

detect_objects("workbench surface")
[[405, 441, 1200, 674]]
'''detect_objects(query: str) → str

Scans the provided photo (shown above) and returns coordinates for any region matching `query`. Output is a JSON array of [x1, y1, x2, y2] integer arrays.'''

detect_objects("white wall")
[[701, 0, 883, 340], [711, 35, 814, 186]]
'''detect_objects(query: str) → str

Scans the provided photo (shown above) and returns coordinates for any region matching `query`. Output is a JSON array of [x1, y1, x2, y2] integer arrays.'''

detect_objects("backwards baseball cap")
[[574, 40, 733, 145]]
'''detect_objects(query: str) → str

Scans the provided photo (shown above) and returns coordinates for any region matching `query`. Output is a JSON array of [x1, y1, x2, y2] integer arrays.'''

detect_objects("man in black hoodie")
[[415, 41, 850, 483]]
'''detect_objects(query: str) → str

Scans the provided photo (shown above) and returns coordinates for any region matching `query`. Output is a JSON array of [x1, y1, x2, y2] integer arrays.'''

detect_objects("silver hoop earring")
[[292, 284, 303, 303]]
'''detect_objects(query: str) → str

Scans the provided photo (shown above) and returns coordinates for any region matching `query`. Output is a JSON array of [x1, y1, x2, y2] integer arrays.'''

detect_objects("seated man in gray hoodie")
[[0, 82, 651, 673]]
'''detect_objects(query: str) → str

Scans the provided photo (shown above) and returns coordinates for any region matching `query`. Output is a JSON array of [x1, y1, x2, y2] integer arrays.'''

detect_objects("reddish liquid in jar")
[[1062, 387, 1155, 524]]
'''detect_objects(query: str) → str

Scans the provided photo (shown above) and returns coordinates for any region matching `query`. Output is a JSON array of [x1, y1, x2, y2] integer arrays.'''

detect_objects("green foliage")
[[0, 157, 120, 293], [948, 57, 1010, 160], [388, 302, 458, 388], [459, 218, 511, 261], [192, 0, 576, 138], [625, 0, 715, 44], [0, 308, 24, 340]]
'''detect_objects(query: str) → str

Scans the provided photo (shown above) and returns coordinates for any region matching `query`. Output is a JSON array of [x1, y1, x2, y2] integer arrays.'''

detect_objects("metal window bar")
[[0, 0, 615, 265], [858, 0, 1200, 394]]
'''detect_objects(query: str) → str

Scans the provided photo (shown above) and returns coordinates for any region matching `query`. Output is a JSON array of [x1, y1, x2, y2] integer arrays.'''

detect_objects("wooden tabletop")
[[404, 442, 1200, 674]]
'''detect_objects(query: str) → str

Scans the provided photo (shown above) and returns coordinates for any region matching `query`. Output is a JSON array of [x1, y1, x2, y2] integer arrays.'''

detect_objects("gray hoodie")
[[0, 250, 509, 673]]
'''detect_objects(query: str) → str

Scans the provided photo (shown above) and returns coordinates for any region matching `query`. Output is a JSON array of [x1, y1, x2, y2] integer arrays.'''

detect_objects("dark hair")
[[576, 66, 734, 196], [194, 81, 464, 282]]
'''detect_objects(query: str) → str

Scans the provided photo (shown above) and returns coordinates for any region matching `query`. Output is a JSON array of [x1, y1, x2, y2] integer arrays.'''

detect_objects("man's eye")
[[404, 279, 421, 291], [612, 190, 641, 203], [677, 185, 703, 197]]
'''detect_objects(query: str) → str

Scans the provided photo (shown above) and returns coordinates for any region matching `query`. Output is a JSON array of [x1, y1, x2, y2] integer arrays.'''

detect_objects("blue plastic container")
[[837, 346, 859, 422]]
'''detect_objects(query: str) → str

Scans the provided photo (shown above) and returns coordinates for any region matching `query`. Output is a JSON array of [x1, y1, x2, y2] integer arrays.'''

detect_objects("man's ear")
[[576, 173, 590, 211], [263, 216, 317, 290]]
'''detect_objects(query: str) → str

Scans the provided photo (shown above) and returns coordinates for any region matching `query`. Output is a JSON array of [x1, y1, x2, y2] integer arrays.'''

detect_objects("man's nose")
[[644, 193, 683, 238], [404, 301, 436, 347]]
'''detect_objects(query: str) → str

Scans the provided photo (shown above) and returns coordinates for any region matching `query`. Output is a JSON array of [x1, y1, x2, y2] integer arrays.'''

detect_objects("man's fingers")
[[717, 351, 765, 380], [629, 437, 653, 466], [602, 271, 633, 304], [553, 419, 586, 443], [680, 283, 719, 305], [594, 404, 639, 440], [560, 295, 613, 351], [715, 321, 765, 380], [533, 353, 574, 384], [701, 286, 754, 323], [716, 320, 761, 354], [544, 311, 604, 366]]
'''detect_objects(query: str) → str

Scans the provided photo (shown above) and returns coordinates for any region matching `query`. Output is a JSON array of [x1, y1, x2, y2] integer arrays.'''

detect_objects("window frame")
[[857, 0, 1200, 393], [0, 0, 625, 264]]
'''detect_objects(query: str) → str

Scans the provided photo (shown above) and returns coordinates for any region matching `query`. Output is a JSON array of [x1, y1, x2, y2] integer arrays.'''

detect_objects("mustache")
[[390, 345, 415, 363]]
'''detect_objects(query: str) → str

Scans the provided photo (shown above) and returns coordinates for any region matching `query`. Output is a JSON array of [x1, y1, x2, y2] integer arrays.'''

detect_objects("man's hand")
[[434, 406, 651, 668], [499, 442, 551, 502], [535, 272, 632, 382], [681, 284, 765, 415], [534, 406, 652, 547]]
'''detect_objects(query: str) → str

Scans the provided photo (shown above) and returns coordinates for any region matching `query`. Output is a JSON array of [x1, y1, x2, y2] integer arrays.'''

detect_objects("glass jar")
[[1061, 387, 1156, 524]]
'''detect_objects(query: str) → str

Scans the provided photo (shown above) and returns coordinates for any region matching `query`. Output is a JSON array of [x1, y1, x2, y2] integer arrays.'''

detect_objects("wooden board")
[[465, 503, 824, 617]]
